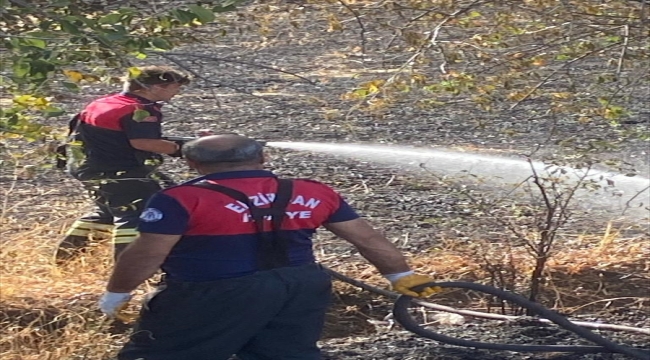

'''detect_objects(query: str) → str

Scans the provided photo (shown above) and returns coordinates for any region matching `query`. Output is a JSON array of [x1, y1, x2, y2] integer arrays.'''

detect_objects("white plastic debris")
[[432, 312, 466, 325]]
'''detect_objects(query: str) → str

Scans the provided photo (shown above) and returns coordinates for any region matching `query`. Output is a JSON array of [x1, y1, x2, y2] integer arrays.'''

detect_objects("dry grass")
[[323, 222, 650, 312], [1, 211, 124, 360], [1, 196, 648, 359]]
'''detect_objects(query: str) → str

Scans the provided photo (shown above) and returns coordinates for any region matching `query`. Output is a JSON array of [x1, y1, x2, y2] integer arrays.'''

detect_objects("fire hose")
[[323, 267, 650, 360]]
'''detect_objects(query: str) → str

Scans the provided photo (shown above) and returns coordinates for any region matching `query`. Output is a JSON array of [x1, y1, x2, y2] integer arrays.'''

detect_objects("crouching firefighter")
[[55, 66, 190, 262], [99, 134, 441, 360]]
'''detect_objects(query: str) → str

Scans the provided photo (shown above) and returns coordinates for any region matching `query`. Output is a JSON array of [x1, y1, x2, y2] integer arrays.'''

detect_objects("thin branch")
[[622, 184, 650, 215], [527, 158, 554, 238], [380, 0, 485, 87], [509, 43, 621, 110], [426, 0, 485, 74], [417, 162, 533, 247], [381, 3, 448, 61], [615, 25, 630, 80], [162, 52, 318, 85], [153, 52, 289, 107], [554, 165, 593, 223], [337, 0, 367, 65], [0, 169, 19, 223], [522, 109, 557, 158]]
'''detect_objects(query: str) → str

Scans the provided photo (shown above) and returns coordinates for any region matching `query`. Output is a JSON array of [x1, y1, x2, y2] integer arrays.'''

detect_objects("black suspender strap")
[[56, 114, 82, 170], [67, 113, 81, 137], [191, 178, 294, 270]]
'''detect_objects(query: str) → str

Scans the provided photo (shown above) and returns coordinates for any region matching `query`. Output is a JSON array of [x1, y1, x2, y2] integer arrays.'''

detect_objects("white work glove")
[[99, 291, 132, 317]]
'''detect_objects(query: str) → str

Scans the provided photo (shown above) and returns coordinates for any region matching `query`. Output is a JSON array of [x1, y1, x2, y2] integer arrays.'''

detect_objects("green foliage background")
[[0, 0, 241, 143]]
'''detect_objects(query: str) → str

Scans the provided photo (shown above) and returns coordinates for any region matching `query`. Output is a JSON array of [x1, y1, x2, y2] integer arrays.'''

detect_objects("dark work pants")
[[77, 197, 113, 225], [118, 264, 332, 360], [72, 167, 167, 257]]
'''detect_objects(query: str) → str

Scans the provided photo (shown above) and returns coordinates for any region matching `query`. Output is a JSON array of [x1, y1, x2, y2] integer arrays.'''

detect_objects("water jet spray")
[[266, 141, 650, 222]]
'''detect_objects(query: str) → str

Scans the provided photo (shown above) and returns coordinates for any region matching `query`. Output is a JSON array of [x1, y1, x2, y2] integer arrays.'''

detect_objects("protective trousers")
[[61, 167, 169, 259], [118, 264, 332, 360]]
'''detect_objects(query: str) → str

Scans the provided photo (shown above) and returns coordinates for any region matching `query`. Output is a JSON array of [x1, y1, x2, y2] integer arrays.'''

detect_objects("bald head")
[[183, 134, 265, 172]]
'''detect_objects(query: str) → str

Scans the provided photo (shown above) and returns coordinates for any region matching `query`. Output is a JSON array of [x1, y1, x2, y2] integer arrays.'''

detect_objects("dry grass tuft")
[[323, 222, 649, 313], [1, 212, 128, 360]]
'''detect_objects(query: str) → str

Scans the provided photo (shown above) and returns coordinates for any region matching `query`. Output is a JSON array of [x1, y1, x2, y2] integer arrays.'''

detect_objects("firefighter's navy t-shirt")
[[137, 170, 360, 281]]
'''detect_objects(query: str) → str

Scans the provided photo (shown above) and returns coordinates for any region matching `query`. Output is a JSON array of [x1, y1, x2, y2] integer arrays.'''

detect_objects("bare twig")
[[153, 52, 289, 107], [509, 41, 625, 110], [615, 25, 630, 80], [524, 161, 595, 306], [381, 0, 485, 87], [381, 5, 451, 61], [428, 0, 485, 74], [337, 0, 367, 65], [0, 168, 19, 223], [622, 185, 650, 215], [162, 52, 318, 85]]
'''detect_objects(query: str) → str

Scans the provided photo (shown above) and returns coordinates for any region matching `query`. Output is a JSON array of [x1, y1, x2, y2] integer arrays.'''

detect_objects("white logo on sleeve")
[[140, 208, 164, 222]]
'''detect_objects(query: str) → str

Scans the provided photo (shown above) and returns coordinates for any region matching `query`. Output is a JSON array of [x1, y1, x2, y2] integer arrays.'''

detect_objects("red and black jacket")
[[75, 92, 165, 171]]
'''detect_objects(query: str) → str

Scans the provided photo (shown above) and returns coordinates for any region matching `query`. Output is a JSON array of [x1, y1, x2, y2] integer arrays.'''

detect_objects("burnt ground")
[[1, 1, 649, 359]]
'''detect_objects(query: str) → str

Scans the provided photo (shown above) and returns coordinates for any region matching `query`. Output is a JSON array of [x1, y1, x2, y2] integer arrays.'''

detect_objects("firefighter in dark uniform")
[[56, 66, 190, 261], [99, 134, 440, 360]]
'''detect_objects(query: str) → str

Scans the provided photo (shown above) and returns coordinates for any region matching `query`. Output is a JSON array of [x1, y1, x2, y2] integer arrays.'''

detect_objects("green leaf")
[[98, 13, 123, 25], [188, 5, 215, 24], [156, 16, 173, 30], [66, 15, 93, 27], [59, 20, 81, 35], [213, 4, 237, 13], [133, 109, 151, 121], [38, 20, 53, 31], [128, 67, 142, 78], [12, 61, 30, 78], [62, 81, 80, 91], [42, 106, 65, 118], [30, 59, 55, 78], [124, 39, 145, 52], [353, 89, 368, 98], [101, 30, 127, 41], [149, 37, 172, 50], [171, 9, 196, 24], [20, 38, 47, 49], [6, 113, 20, 126], [94, 35, 113, 48]]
